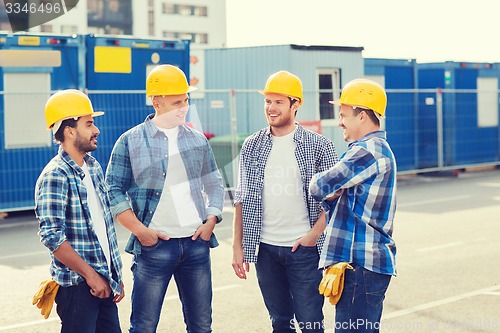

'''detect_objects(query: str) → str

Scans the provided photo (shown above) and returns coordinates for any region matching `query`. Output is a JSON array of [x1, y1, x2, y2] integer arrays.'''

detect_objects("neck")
[[61, 143, 86, 167], [152, 113, 179, 129], [270, 123, 296, 137], [355, 125, 381, 141]]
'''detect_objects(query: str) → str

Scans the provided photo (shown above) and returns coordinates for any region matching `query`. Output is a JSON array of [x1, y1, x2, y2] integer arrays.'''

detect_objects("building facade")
[[0, 0, 226, 48]]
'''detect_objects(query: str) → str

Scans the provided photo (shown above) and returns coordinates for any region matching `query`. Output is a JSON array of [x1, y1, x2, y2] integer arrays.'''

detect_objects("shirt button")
[[149, 210, 153, 214], [156, 192, 159, 196]]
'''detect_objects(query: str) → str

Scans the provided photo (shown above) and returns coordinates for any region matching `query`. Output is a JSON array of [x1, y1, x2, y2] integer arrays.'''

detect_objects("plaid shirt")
[[234, 124, 339, 263], [35, 147, 123, 295], [105, 115, 224, 254], [309, 131, 397, 275]]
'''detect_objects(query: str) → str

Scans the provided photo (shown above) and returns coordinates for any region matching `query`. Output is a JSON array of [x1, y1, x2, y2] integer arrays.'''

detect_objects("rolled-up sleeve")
[[106, 135, 133, 218], [201, 141, 224, 222], [309, 145, 378, 202], [35, 171, 68, 252]]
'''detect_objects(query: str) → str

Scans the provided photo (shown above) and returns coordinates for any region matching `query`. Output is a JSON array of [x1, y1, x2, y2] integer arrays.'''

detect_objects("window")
[[477, 77, 499, 127], [196, 33, 208, 44], [148, 10, 155, 36], [177, 5, 192, 15], [318, 69, 340, 120], [194, 6, 207, 16], [162, 3, 208, 16], [88, 0, 104, 19], [162, 3, 176, 14], [40, 24, 52, 32], [4, 72, 52, 148], [163, 31, 177, 38], [109, 0, 119, 12], [61, 25, 78, 33], [162, 31, 208, 44]]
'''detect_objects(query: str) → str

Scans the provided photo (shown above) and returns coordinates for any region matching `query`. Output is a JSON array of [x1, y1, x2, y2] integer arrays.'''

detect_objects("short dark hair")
[[54, 118, 78, 143], [352, 107, 380, 127], [289, 97, 300, 116]]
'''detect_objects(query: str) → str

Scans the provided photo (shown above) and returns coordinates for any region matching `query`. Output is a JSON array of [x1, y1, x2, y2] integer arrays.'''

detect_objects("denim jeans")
[[255, 243, 324, 333], [129, 237, 212, 333], [55, 281, 121, 333], [334, 264, 392, 333]]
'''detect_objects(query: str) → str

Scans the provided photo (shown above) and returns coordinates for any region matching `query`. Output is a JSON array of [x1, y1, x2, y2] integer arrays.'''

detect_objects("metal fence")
[[0, 88, 499, 212]]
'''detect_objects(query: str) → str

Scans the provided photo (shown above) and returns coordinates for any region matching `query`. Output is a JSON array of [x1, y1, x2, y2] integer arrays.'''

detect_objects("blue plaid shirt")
[[234, 124, 339, 263], [309, 131, 397, 275], [105, 115, 224, 254], [35, 147, 123, 295]]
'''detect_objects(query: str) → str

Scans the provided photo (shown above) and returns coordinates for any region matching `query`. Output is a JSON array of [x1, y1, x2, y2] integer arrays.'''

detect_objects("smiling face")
[[152, 93, 190, 128], [73, 115, 100, 153], [264, 92, 298, 136], [338, 104, 363, 142]]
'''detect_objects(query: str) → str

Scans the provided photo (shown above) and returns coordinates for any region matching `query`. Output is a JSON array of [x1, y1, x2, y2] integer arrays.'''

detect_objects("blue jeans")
[[255, 243, 324, 333], [129, 237, 212, 333], [334, 264, 392, 333], [55, 281, 121, 333]]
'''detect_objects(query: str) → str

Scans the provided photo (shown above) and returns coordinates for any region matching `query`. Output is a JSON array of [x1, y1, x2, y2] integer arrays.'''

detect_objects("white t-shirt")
[[261, 127, 310, 246], [82, 163, 111, 273], [149, 126, 202, 238]]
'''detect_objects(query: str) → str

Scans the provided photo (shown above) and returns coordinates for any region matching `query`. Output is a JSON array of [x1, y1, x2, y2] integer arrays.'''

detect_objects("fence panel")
[[1, 88, 500, 212]]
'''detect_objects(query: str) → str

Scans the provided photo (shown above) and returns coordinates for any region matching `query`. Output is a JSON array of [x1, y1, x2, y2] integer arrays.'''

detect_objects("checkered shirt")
[[35, 147, 123, 295], [309, 131, 397, 275], [234, 124, 339, 263]]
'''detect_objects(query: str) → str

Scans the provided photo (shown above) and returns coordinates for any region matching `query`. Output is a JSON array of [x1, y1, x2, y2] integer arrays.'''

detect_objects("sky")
[[225, 0, 500, 63]]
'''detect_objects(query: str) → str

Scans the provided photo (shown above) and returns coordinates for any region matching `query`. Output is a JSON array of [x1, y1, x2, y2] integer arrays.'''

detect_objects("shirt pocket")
[[130, 148, 164, 189], [182, 147, 205, 176]]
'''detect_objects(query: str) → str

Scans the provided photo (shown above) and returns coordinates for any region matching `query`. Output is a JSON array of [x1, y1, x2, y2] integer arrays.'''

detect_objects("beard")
[[74, 133, 97, 153]]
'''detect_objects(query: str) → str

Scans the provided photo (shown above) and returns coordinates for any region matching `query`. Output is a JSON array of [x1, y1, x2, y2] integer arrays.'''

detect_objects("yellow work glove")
[[318, 262, 353, 305], [32, 280, 59, 319]]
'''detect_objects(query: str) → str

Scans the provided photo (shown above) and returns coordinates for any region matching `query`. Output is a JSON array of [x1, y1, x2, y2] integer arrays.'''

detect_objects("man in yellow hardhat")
[[34, 89, 124, 332], [232, 70, 339, 332], [309, 78, 397, 333], [106, 65, 224, 333]]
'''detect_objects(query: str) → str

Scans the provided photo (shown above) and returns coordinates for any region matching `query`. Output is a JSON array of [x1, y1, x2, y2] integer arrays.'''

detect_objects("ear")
[[151, 96, 162, 110], [64, 126, 75, 139], [359, 110, 367, 122]]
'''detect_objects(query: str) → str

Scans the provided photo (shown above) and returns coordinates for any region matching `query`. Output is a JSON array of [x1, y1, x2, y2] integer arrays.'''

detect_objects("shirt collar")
[[264, 122, 306, 143], [348, 130, 386, 148], [58, 146, 95, 180], [144, 114, 192, 138]]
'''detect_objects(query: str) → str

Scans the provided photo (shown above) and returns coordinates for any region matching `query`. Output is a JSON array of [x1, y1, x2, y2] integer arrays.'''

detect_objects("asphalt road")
[[1, 169, 499, 332]]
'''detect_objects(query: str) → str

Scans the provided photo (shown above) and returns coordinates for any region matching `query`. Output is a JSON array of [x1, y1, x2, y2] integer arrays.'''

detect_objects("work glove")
[[32, 280, 59, 319], [318, 262, 353, 305]]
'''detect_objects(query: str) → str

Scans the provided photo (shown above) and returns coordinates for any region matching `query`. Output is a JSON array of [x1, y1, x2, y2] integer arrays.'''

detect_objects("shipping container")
[[84, 34, 191, 171], [365, 58, 419, 171], [417, 61, 500, 167], [0, 33, 82, 212], [0, 33, 191, 212]]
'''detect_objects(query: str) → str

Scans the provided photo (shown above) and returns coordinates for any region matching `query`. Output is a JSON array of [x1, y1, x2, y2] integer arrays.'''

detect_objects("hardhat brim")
[[329, 100, 384, 118], [147, 86, 198, 97], [259, 90, 301, 101], [47, 111, 105, 130]]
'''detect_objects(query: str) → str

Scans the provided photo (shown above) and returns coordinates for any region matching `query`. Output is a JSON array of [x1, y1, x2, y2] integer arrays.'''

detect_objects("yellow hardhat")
[[146, 64, 197, 97], [330, 78, 387, 117], [258, 70, 303, 105], [44, 89, 103, 130]]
